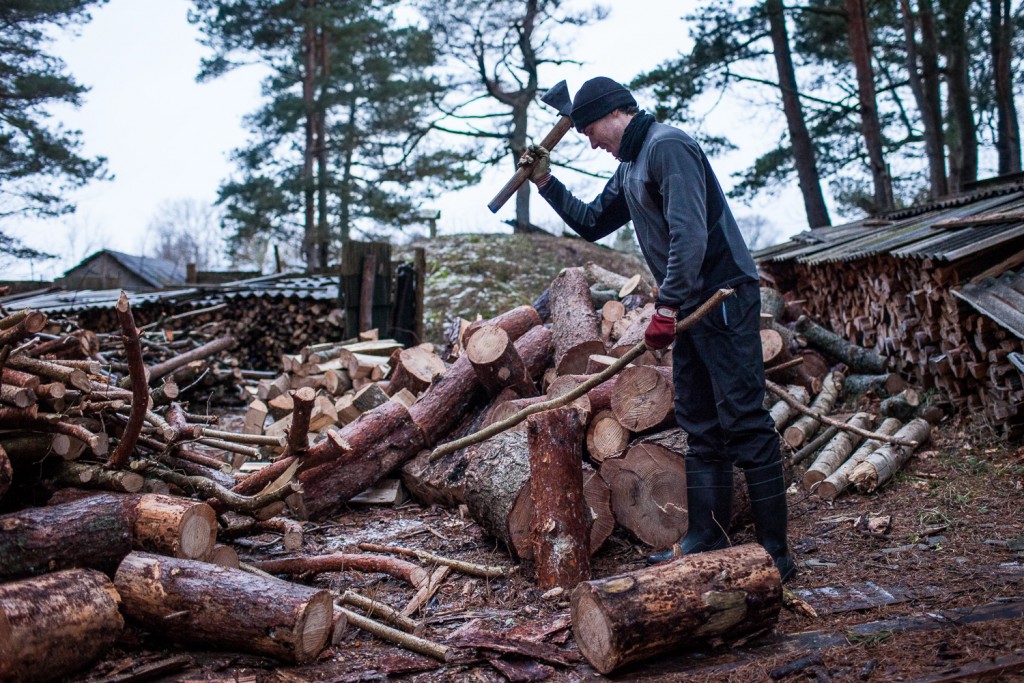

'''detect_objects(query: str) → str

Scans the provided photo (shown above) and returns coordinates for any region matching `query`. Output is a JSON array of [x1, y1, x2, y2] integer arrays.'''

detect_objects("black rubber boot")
[[647, 457, 733, 564], [744, 460, 797, 582]]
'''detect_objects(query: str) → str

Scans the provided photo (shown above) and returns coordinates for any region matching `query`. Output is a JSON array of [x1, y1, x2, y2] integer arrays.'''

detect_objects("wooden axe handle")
[[487, 115, 574, 214]]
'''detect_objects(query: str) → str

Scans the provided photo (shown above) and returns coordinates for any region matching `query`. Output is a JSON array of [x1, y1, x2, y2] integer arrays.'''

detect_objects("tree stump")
[[527, 406, 591, 589], [115, 552, 333, 664], [571, 543, 782, 674], [550, 267, 606, 375], [0, 568, 124, 683]]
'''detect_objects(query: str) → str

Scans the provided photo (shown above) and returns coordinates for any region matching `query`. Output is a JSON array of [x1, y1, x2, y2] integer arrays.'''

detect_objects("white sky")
[[8, 0, 813, 280]]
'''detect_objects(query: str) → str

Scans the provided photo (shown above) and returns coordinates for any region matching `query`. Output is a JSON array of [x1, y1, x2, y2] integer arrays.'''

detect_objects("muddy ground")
[[71, 410, 1024, 683]]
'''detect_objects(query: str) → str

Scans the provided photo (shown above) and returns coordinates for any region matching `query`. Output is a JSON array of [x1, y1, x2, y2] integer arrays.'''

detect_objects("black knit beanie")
[[570, 77, 637, 133]]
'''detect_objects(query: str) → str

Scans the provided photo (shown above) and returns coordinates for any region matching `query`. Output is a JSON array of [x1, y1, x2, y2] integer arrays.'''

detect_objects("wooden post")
[[359, 253, 376, 333]]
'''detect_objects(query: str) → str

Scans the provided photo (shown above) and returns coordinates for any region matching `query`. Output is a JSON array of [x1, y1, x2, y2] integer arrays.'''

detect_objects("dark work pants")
[[672, 282, 781, 469]]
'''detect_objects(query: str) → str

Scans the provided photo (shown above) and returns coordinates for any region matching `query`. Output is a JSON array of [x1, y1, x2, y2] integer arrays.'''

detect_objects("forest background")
[[2, 0, 1021, 280]]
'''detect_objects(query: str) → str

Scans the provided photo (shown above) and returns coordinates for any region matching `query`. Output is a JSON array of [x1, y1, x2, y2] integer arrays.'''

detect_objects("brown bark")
[[611, 365, 675, 432], [0, 568, 124, 683], [765, 0, 831, 227], [570, 544, 782, 674], [298, 401, 426, 519], [107, 293, 147, 469], [550, 267, 605, 375], [50, 461, 145, 493], [0, 311, 47, 347], [7, 355, 91, 392], [527, 406, 591, 589], [899, 0, 948, 197], [991, 0, 1021, 174], [133, 493, 217, 560], [115, 552, 333, 664], [253, 553, 428, 588], [464, 305, 542, 345], [467, 324, 537, 397], [941, 0, 978, 190], [286, 386, 316, 456], [0, 445, 10, 500], [145, 335, 236, 383], [795, 315, 888, 374], [599, 443, 688, 550]]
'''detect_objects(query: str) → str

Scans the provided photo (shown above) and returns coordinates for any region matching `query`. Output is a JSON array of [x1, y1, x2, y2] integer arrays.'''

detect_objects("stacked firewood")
[[761, 256, 1024, 437]]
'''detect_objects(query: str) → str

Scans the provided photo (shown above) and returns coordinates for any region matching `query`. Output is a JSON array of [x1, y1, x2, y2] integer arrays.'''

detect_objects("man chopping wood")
[[520, 77, 796, 581]]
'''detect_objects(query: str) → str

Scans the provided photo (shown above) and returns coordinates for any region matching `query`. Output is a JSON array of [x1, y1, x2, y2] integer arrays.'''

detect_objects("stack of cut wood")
[[760, 255, 1024, 437]]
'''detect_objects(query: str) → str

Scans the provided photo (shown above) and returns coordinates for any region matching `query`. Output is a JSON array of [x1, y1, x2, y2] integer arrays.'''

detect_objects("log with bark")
[[388, 346, 446, 396], [549, 267, 606, 375], [527, 406, 591, 589], [570, 543, 782, 674], [586, 409, 631, 463], [815, 417, 902, 500], [802, 412, 873, 490], [115, 551, 333, 664], [783, 370, 845, 449], [795, 315, 888, 374], [0, 568, 124, 683], [769, 385, 810, 430], [849, 418, 932, 493], [466, 324, 538, 397]]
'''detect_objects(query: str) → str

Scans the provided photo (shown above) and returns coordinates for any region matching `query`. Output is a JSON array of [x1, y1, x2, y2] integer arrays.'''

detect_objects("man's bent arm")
[[537, 173, 631, 242]]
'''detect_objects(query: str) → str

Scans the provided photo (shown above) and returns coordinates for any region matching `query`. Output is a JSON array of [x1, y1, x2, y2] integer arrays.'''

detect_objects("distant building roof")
[[66, 250, 187, 288]]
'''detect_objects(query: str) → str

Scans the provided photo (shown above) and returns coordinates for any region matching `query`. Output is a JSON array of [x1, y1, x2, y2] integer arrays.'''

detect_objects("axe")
[[487, 80, 573, 214]]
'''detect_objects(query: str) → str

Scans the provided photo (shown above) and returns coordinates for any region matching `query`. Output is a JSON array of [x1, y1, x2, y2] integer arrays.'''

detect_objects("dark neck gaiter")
[[617, 111, 655, 163]]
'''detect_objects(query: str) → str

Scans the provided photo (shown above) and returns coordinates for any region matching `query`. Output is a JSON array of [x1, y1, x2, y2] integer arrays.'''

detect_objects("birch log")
[[815, 417, 902, 500], [850, 418, 931, 493], [802, 412, 873, 490], [783, 371, 845, 448]]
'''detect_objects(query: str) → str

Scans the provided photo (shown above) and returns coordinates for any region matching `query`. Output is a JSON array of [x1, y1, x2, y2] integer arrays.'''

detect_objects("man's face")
[[582, 111, 631, 160]]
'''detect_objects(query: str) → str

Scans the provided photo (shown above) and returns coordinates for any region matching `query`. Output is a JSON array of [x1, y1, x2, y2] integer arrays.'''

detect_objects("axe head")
[[541, 80, 573, 118]]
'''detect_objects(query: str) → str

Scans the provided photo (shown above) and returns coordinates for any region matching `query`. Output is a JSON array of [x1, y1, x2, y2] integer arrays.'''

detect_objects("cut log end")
[[571, 589, 616, 673], [295, 592, 334, 664]]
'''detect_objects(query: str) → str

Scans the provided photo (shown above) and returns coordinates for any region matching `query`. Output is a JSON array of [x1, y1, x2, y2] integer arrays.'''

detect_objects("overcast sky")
[[10, 0, 812, 280]]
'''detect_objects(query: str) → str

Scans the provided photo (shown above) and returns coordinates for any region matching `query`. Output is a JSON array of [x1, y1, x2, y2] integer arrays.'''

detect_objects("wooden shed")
[[755, 176, 1024, 438], [58, 250, 187, 291]]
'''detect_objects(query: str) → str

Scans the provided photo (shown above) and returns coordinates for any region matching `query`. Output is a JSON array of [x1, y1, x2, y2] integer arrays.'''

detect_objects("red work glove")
[[645, 305, 678, 350]]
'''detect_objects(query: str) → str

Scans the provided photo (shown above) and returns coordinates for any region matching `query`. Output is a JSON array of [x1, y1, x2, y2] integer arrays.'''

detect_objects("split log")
[[0, 568, 124, 683], [599, 443, 688, 549], [586, 409, 631, 463], [298, 401, 426, 519], [550, 267, 606, 375], [527, 406, 591, 589], [783, 371, 845, 449], [608, 304, 654, 358], [389, 346, 446, 396], [850, 418, 932, 493], [802, 412, 873, 490], [611, 365, 675, 432], [115, 552, 333, 664], [570, 543, 782, 674], [769, 385, 810, 430], [794, 316, 888, 374], [466, 324, 537, 397], [815, 417, 902, 500]]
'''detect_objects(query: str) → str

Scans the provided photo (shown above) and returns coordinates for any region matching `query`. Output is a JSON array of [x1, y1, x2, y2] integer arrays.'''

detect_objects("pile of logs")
[[760, 256, 1024, 437]]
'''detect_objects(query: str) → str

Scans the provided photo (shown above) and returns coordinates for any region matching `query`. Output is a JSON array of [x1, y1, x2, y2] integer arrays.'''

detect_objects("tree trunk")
[[301, 4, 317, 270], [899, 0, 948, 197], [846, 0, 894, 211], [942, 0, 978, 191], [0, 568, 124, 683], [765, 0, 832, 227], [570, 543, 782, 674], [527, 406, 591, 589], [115, 552, 333, 664], [550, 267, 606, 375], [990, 0, 1021, 174]]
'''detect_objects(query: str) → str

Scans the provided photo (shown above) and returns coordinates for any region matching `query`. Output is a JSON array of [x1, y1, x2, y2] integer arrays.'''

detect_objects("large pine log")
[[388, 346, 446, 396], [298, 401, 427, 519], [466, 324, 537, 397], [408, 310, 543, 446], [783, 370, 845, 448], [115, 552, 333, 664], [548, 373, 618, 413], [0, 492, 217, 580], [570, 543, 782, 674], [549, 267, 606, 375], [463, 426, 613, 559], [464, 305, 542, 346], [527, 406, 591, 589], [0, 568, 124, 683], [850, 418, 931, 492], [803, 412, 873, 490], [586, 409, 631, 463], [599, 443, 688, 550], [815, 417, 902, 500], [611, 365, 675, 432]]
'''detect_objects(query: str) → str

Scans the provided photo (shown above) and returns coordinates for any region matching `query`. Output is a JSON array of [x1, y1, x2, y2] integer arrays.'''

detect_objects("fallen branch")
[[789, 426, 839, 466], [766, 380, 918, 447], [337, 606, 450, 662], [136, 459, 298, 514], [107, 293, 147, 469], [428, 288, 734, 463], [357, 542, 507, 579], [252, 553, 429, 588], [338, 590, 421, 634]]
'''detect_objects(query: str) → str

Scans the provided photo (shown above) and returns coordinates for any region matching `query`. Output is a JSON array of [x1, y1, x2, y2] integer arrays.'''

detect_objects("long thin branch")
[[337, 607, 450, 662], [428, 288, 734, 463], [107, 292, 147, 469], [337, 591, 420, 634], [136, 459, 299, 514], [358, 543, 507, 579], [253, 553, 429, 588], [766, 380, 918, 447]]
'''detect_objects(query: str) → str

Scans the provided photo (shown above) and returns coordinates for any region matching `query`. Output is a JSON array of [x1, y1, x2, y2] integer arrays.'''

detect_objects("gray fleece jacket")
[[538, 122, 758, 311]]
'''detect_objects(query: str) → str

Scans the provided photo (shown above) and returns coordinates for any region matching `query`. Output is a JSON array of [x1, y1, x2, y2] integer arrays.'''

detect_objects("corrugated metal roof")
[[2, 273, 339, 315], [65, 250, 187, 288], [953, 269, 1024, 340], [755, 189, 1024, 265]]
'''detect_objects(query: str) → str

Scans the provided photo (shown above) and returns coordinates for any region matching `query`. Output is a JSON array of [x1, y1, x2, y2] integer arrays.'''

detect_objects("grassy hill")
[[399, 233, 651, 343]]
